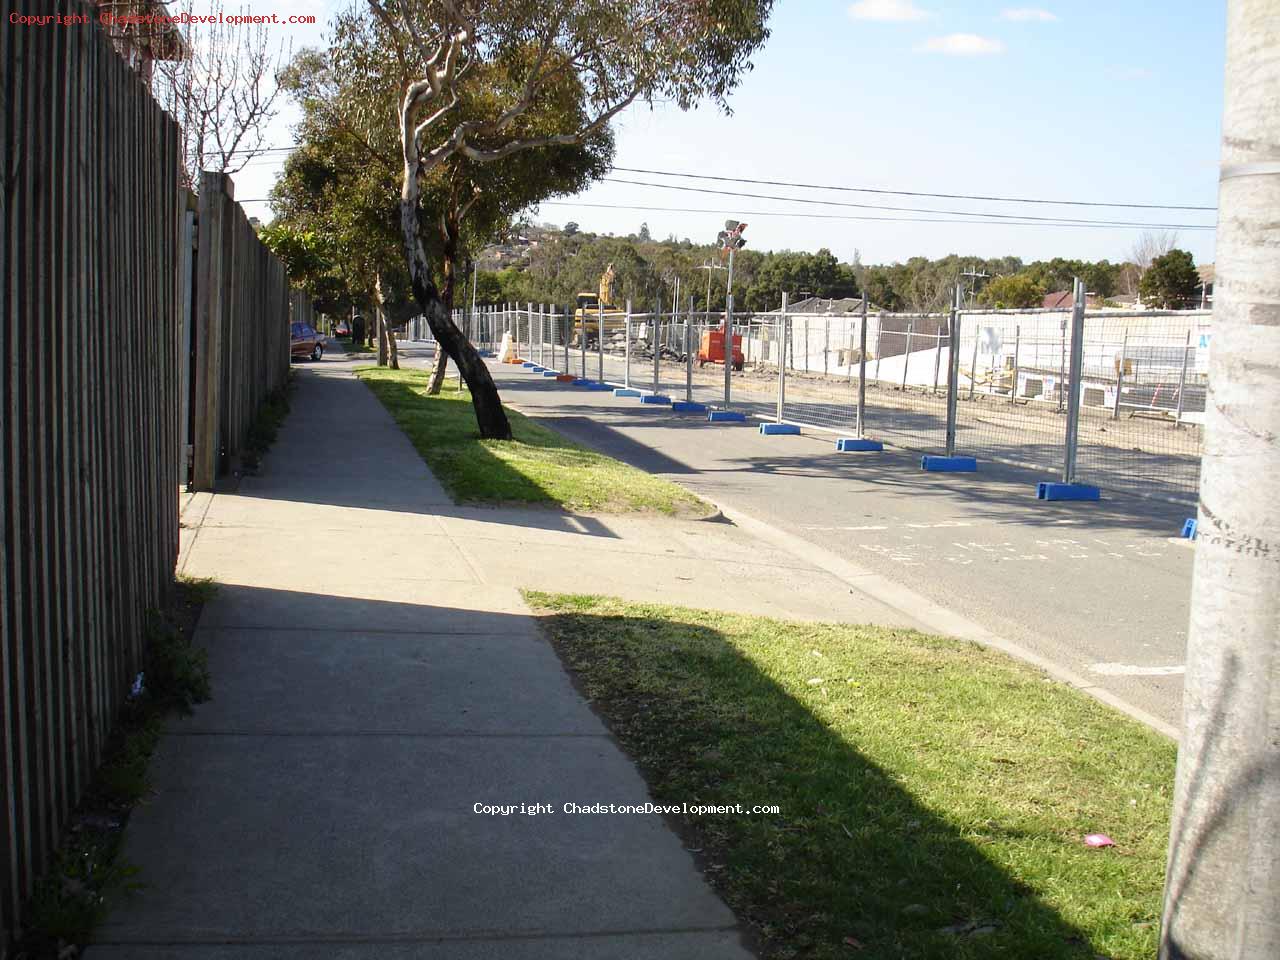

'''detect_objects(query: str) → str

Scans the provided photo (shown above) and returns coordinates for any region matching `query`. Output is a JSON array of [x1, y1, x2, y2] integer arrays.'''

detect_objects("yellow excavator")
[[573, 263, 627, 346]]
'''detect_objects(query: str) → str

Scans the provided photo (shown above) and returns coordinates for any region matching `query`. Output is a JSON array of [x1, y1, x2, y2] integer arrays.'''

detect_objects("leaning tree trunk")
[[426, 215, 463, 395], [375, 273, 400, 370], [399, 164, 511, 439]]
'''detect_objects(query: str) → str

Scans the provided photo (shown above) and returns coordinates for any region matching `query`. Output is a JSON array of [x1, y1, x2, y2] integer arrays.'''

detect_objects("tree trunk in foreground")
[[399, 171, 511, 438], [427, 216, 462, 395], [376, 273, 400, 370], [1159, 3, 1280, 957]]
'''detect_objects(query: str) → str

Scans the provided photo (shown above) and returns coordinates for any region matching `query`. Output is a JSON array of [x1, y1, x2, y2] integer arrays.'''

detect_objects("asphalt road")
[[398, 343, 1194, 733]]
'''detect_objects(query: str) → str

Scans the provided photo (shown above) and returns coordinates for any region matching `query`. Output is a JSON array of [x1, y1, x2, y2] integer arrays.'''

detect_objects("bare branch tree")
[[151, 0, 289, 190], [1131, 229, 1180, 272]]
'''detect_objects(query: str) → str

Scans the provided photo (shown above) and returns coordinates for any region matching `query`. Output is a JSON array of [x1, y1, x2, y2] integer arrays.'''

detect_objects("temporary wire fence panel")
[[778, 312, 864, 434], [859, 313, 951, 453], [1072, 310, 1210, 500], [1, 9, 183, 945], [947, 309, 1073, 472]]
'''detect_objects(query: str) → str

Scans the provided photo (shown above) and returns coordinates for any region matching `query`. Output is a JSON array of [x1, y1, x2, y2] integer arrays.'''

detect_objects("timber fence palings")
[[190, 173, 301, 489], [2, 6, 318, 947], [1, 6, 183, 946]]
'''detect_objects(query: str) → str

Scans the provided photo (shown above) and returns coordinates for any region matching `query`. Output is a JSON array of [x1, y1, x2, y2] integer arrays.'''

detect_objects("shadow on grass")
[[533, 598, 1173, 960], [357, 372, 708, 520]]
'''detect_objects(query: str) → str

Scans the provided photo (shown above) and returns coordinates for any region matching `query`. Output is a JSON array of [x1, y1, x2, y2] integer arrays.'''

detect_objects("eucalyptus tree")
[[278, 22, 612, 382], [363, 0, 775, 438]]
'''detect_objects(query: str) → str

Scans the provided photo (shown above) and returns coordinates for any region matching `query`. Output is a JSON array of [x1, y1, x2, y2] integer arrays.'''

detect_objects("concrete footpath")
[[90, 355, 925, 959]]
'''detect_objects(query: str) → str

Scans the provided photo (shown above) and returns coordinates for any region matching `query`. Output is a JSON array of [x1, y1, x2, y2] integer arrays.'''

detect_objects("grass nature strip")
[[525, 592, 1176, 960], [356, 367, 711, 516]]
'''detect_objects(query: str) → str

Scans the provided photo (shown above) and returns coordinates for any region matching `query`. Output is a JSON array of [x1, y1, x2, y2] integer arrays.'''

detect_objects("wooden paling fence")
[[0, 6, 184, 944], [1, 5, 315, 946], [191, 173, 307, 489]]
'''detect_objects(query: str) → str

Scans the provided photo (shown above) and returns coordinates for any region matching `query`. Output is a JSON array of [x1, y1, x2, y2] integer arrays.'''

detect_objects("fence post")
[[873, 318, 883, 383], [624, 300, 632, 388], [823, 314, 830, 376], [1010, 324, 1022, 405], [932, 322, 943, 395], [653, 292, 661, 394], [724, 297, 733, 408], [1057, 312, 1067, 414], [579, 300, 587, 379], [945, 285, 962, 456], [1175, 329, 1192, 425], [598, 299, 606, 383], [901, 317, 914, 391], [686, 296, 695, 403], [1062, 278, 1088, 483], [968, 319, 980, 400], [857, 298, 868, 438], [777, 293, 788, 423], [1113, 329, 1128, 419]]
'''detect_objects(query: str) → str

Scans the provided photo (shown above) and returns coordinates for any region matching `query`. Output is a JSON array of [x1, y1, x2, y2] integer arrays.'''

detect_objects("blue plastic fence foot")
[[530, 366, 546, 373], [541, 370, 560, 377], [760, 423, 801, 436], [707, 410, 747, 423], [671, 401, 707, 413], [1181, 518, 1198, 539], [613, 388, 643, 397], [587, 382, 613, 391], [836, 438, 883, 452], [1036, 482, 1101, 502], [640, 394, 672, 404], [571, 378, 594, 386], [521, 361, 537, 368], [920, 455, 977, 472]]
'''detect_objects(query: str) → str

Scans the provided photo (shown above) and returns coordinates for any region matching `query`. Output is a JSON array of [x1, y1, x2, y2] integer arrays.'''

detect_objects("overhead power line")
[[236, 194, 1216, 231], [601, 177, 1216, 230], [222, 142, 1216, 215], [612, 165, 1217, 213], [537, 200, 1216, 231]]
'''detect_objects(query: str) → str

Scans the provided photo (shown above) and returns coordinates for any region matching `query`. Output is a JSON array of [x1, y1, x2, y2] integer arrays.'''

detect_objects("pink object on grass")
[[1084, 833, 1116, 848]]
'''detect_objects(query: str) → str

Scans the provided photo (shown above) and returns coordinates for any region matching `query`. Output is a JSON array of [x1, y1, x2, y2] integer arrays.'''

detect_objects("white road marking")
[[804, 524, 888, 531], [1089, 663, 1186, 677]]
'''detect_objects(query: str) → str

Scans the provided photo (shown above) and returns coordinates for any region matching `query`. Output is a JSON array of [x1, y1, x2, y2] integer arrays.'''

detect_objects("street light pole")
[[724, 246, 734, 408], [713, 221, 748, 410]]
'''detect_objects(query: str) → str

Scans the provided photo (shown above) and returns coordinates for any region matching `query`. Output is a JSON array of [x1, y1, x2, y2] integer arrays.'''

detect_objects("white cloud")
[[916, 34, 1006, 55], [848, 0, 931, 22], [1000, 7, 1058, 21]]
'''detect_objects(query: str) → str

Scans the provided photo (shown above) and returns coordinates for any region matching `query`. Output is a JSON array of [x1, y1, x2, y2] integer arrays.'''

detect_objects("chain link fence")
[[470, 292, 1210, 503]]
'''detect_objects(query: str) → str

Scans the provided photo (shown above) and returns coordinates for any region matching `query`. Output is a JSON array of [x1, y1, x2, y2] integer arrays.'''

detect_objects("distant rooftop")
[[784, 296, 875, 314]]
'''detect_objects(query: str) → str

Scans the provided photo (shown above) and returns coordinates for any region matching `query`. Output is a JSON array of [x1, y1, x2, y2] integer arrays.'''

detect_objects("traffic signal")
[[717, 220, 748, 251]]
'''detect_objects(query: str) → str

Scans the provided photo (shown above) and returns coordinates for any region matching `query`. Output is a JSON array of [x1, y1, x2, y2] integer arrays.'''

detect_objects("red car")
[[290, 321, 324, 361]]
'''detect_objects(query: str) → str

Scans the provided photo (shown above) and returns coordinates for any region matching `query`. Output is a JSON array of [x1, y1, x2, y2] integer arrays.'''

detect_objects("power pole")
[[1160, 3, 1279, 958], [960, 266, 990, 308]]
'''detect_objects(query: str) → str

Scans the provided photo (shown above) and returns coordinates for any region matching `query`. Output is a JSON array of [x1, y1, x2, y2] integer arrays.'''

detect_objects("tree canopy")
[[1139, 249, 1200, 308], [363, 0, 776, 437]]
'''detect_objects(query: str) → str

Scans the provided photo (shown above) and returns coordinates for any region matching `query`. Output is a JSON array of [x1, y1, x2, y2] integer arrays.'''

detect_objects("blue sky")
[[233, 0, 1226, 265]]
